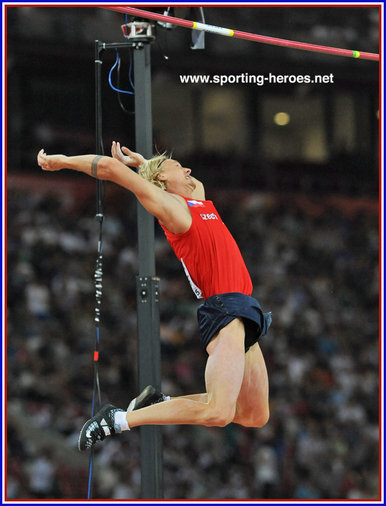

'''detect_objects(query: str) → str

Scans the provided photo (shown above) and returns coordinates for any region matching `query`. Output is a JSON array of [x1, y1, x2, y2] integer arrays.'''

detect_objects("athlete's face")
[[157, 159, 194, 192]]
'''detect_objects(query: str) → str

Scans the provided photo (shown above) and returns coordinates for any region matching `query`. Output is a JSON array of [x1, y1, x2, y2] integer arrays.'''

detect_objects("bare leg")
[[232, 341, 269, 427], [125, 318, 246, 428], [171, 343, 269, 427], [175, 393, 208, 403], [78, 320, 270, 452]]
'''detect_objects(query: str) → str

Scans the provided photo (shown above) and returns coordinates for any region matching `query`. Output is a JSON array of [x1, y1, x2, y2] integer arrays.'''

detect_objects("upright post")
[[92, 34, 163, 499], [134, 42, 164, 499]]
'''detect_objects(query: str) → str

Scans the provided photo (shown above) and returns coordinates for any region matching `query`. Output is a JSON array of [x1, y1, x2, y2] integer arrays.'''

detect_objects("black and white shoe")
[[127, 385, 168, 411], [78, 404, 124, 451]]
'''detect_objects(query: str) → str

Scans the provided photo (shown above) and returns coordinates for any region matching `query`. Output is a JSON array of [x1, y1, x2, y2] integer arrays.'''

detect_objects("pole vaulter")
[[105, 6, 379, 62]]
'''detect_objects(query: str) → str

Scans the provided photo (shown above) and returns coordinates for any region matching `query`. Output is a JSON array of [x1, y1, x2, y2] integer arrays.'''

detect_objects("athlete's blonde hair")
[[138, 153, 169, 190]]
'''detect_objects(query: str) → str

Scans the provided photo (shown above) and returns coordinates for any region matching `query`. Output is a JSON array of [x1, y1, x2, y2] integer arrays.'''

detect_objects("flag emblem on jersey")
[[187, 200, 204, 207]]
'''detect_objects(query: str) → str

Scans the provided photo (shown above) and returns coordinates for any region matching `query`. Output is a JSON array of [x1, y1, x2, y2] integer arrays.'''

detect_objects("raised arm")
[[37, 149, 191, 233], [190, 177, 205, 200]]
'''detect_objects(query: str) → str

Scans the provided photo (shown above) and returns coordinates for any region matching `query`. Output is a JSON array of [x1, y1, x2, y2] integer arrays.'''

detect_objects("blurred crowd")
[[6, 179, 379, 500]]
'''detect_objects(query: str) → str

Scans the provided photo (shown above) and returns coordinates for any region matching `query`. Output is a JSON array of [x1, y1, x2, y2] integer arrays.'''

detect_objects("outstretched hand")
[[37, 149, 66, 171], [111, 141, 146, 168]]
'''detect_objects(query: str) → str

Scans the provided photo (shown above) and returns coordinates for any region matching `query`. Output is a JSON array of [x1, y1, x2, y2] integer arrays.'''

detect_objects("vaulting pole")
[[104, 6, 379, 62]]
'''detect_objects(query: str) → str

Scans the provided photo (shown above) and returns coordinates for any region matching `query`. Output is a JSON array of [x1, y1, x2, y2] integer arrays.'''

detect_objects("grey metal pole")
[[133, 42, 164, 499]]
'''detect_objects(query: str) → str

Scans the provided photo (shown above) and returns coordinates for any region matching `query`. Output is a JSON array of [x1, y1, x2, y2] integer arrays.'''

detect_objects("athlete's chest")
[[185, 199, 221, 223]]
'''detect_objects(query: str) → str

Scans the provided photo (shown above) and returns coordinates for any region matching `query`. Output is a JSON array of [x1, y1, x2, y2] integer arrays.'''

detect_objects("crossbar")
[[104, 6, 379, 62]]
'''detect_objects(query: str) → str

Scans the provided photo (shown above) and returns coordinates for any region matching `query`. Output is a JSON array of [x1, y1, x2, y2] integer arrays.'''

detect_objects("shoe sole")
[[78, 417, 92, 452]]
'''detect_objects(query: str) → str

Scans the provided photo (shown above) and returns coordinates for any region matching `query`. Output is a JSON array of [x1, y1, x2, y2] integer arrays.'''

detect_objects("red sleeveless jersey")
[[160, 197, 252, 299]]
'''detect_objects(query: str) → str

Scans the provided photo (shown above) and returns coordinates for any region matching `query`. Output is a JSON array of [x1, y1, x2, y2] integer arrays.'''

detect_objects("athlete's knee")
[[243, 407, 270, 428]]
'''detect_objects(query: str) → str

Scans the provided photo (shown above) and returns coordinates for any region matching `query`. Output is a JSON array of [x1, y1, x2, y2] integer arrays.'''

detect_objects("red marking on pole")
[[103, 6, 379, 62]]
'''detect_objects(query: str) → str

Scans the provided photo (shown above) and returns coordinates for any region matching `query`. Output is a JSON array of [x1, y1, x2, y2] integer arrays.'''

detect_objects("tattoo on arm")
[[91, 155, 103, 178]]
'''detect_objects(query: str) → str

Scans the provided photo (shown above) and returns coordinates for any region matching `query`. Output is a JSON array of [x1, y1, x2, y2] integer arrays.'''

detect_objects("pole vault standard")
[[95, 34, 163, 499], [105, 6, 379, 62]]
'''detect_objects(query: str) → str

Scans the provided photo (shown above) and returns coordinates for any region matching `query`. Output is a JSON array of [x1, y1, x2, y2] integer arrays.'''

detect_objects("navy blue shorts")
[[197, 292, 272, 353]]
